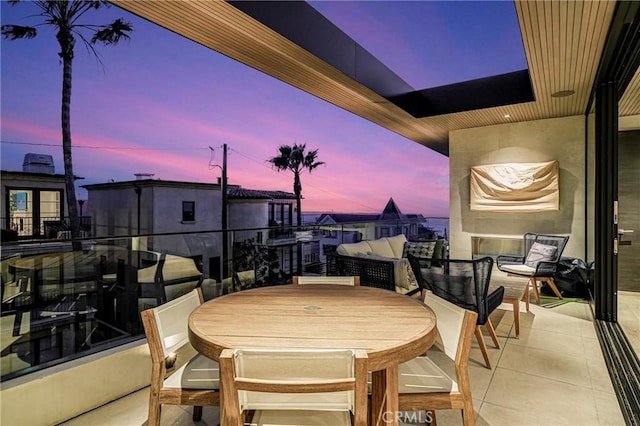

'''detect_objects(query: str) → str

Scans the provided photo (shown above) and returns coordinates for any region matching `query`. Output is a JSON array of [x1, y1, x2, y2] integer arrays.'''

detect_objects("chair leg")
[[511, 298, 520, 338], [192, 406, 203, 421], [485, 319, 500, 349], [529, 278, 540, 304], [474, 326, 492, 369], [427, 410, 437, 426], [148, 367, 162, 426], [147, 402, 161, 426], [542, 277, 563, 300], [461, 400, 476, 426], [523, 284, 530, 312]]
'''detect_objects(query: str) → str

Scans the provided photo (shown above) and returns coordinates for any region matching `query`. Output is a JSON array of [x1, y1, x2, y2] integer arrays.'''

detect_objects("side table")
[[490, 275, 529, 337]]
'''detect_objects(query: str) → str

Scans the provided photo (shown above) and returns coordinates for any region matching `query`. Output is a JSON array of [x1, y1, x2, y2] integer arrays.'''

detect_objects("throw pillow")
[[431, 239, 446, 266], [403, 259, 418, 290], [402, 241, 436, 259], [524, 242, 557, 268]]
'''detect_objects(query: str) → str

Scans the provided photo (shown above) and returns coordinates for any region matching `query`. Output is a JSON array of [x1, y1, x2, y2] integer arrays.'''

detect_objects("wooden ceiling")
[[112, 1, 637, 156]]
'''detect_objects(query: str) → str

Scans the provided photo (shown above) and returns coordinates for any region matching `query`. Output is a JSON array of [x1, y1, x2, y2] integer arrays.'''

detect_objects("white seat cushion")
[[500, 264, 536, 276], [399, 356, 457, 394], [164, 353, 220, 390], [251, 409, 352, 425]]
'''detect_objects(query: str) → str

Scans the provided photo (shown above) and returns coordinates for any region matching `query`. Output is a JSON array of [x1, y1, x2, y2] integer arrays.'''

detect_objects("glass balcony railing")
[[0, 218, 448, 381]]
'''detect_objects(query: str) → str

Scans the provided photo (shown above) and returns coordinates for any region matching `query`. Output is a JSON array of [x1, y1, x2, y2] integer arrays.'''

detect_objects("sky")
[[1, 1, 525, 218]]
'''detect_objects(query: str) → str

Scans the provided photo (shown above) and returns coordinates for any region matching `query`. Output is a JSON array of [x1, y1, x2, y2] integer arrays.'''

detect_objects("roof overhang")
[[111, 1, 636, 156]]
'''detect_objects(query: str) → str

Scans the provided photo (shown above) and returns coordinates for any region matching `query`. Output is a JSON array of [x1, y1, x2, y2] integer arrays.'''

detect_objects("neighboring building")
[[1, 154, 78, 239], [83, 178, 224, 277], [316, 197, 429, 239], [83, 178, 222, 237], [314, 197, 431, 262], [227, 187, 301, 282], [82, 179, 303, 282]]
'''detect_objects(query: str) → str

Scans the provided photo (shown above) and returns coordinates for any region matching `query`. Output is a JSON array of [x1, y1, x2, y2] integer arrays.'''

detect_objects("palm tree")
[[268, 143, 324, 275], [2, 1, 132, 240], [268, 143, 325, 227]]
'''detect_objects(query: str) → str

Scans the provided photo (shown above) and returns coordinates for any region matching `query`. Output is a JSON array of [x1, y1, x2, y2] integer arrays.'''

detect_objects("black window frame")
[[182, 201, 195, 222]]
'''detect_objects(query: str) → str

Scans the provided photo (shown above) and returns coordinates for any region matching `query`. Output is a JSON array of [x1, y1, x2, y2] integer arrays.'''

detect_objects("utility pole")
[[222, 143, 228, 282]]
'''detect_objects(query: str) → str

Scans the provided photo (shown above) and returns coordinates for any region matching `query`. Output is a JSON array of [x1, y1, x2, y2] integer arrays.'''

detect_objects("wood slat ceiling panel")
[[620, 67, 640, 116], [514, 1, 616, 121], [112, 0, 624, 156]]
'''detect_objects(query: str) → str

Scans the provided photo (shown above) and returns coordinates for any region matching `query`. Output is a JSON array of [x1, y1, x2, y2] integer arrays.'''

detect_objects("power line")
[[2, 138, 384, 213], [1, 139, 208, 150]]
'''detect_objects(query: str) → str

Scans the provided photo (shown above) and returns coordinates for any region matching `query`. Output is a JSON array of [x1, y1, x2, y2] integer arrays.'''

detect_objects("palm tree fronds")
[[1, 25, 37, 40], [90, 19, 132, 45], [3, 0, 133, 240]]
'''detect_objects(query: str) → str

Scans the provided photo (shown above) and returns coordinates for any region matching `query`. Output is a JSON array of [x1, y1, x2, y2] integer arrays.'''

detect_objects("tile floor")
[[618, 290, 640, 355], [60, 276, 626, 426]]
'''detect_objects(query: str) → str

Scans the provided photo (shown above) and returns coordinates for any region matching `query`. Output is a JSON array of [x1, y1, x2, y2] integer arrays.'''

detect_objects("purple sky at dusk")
[[1, 1, 525, 218]]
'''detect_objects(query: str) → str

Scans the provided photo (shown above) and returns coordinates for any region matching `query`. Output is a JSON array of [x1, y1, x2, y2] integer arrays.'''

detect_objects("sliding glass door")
[[617, 130, 640, 354]]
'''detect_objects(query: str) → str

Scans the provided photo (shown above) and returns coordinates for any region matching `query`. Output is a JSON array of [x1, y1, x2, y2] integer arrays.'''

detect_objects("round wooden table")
[[189, 284, 437, 426]]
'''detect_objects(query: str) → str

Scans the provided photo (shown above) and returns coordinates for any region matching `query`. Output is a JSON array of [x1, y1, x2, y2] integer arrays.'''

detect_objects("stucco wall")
[[89, 188, 146, 237], [151, 186, 221, 234], [449, 115, 586, 260], [229, 200, 269, 230]]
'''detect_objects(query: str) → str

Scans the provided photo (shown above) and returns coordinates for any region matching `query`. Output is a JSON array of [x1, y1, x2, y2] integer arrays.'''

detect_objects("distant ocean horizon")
[[302, 212, 449, 240]]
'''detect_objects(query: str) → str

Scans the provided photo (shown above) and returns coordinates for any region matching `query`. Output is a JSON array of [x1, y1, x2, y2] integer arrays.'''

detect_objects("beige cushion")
[[398, 356, 457, 394], [251, 409, 352, 426], [386, 234, 408, 258], [500, 264, 536, 276], [361, 256, 418, 291], [164, 353, 220, 390], [395, 258, 418, 290], [367, 238, 395, 258], [336, 241, 372, 257], [396, 283, 419, 294], [366, 354, 457, 394]]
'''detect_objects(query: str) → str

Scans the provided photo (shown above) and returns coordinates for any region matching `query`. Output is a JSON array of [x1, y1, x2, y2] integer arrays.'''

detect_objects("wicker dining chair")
[[408, 255, 503, 369], [140, 288, 220, 426], [292, 275, 360, 286], [219, 348, 368, 426]]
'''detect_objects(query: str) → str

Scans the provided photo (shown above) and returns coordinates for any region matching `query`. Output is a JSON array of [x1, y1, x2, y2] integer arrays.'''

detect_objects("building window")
[[269, 202, 293, 226], [182, 201, 195, 222]]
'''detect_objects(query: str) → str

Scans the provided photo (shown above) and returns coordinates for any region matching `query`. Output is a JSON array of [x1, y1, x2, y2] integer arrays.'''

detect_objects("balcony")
[[59, 290, 626, 426], [0, 219, 444, 381], [0, 220, 627, 425]]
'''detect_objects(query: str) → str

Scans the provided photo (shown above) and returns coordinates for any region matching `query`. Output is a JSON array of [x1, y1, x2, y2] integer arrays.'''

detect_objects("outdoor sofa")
[[326, 234, 446, 295]]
